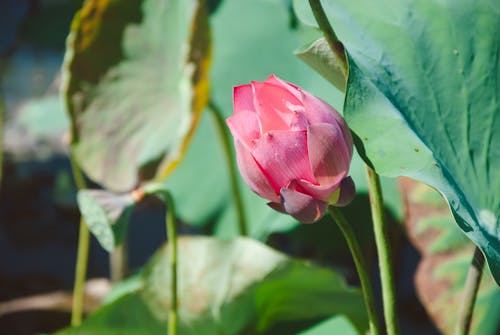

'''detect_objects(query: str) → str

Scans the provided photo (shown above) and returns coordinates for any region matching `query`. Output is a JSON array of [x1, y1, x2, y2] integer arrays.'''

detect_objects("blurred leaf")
[[294, 0, 500, 284], [77, 190, 136, 252], [298, 315, 359, 335], [103, 271, 143, 305], [295, 37, 346, 92], [55, 293, 163, 335], [402, 179, 500, 334], [151, 111, 229, 226], [62, 0, 210, 192], [56, 237, 368, 334]]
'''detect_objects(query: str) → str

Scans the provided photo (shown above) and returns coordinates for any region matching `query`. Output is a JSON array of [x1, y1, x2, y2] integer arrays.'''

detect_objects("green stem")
[[308, 0, 348, 78], [328, 206, 381, 335], [69, 151, 89, 326], [159, 191, 178, 335], [455, 246, 484, 335], [365, 167, 399, 335], [109, 241, 128, 283], [208, 100, 248, 236]]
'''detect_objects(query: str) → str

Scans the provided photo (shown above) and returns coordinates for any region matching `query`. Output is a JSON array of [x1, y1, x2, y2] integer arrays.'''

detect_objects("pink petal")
[[334, 176, 356, 207], [280, 186, 328, 223], [233, 139, 279, 203], [267, 201, 287, 214], [302, 91, 353, 153], [294, 179, 339, 201], [264, 74, 303, 102], [251, 81, 305, 133], [307, 123, 351, 187], [233, 84, 255, 114], [226, 110, 261, 150], [252, 130, 315, 193]]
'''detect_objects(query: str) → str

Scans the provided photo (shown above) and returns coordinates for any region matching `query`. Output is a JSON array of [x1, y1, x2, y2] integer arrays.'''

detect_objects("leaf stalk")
[[208, 100, 248, 236], [455, 246, 484, 335], [328, 206, 382, 335]]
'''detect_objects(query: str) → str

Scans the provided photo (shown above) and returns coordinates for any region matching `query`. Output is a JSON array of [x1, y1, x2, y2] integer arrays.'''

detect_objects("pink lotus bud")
[[226, 74, 355, 223]]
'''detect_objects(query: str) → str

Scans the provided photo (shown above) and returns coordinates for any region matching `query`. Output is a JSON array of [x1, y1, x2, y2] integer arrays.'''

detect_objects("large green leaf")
[[294, 0, 500, 283], [55, 237, 368, 334], [62, 0, 210, 192], [402, 179, 500, 334]]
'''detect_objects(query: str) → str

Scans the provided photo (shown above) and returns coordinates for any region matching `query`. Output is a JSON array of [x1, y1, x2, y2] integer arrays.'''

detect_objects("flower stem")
[[328, 206, 381, 335], [455, 246, 484, 335], [308, 0, 348, 78], [208, 100, 248, 236], [158, 191, 178, 335], [69, 151, 89, 326], [365, 166, 400, 335]]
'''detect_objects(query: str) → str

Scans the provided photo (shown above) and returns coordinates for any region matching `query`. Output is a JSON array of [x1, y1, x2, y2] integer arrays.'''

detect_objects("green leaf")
[[56, 294, 164, 335], [62, 0, 210, 192], [77, 190, 136, 252], [295, 37, 346, 92], [298, 315, 359, 335], [56, 237, 368, 334], [295, 0, 500, 284], [151, 111, 229, 226], [402, 180, 500, 334]]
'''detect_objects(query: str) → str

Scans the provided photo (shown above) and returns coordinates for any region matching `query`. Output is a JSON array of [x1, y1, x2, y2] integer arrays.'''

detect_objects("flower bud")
[[227, 74, 354, 223]]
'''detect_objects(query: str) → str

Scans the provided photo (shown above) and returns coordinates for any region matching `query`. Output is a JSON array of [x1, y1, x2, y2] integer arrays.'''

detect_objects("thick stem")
[[328, 206, 381, 335], [308, 0, 348, 78], [208, 100, 248, 236], [109, 242, 128, 283], [69, 151, 89, 326], [455, 247, 484, 335], [365, 167, 400, 335], [159, 191, 178, 335]]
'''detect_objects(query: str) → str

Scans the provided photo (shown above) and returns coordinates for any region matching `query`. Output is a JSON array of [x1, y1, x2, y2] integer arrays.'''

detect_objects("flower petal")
[[334, 176, 356, 207], [294, 179, 339, 200], [267, 201, 287, 214], [251, 80, 305, 133], [280, 186, 327, 223], [233, 84, 255, 114], [264, 74, 303, 102], [252, 130, 315, 192], [233, 139, 279, 202], [226, 109, 260, 150], [302, 91, 353, 152], [307, 123, 351, 187]]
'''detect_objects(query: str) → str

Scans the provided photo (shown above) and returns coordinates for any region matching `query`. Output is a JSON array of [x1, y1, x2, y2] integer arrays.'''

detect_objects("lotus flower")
[[227, 74, 354, 223]]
